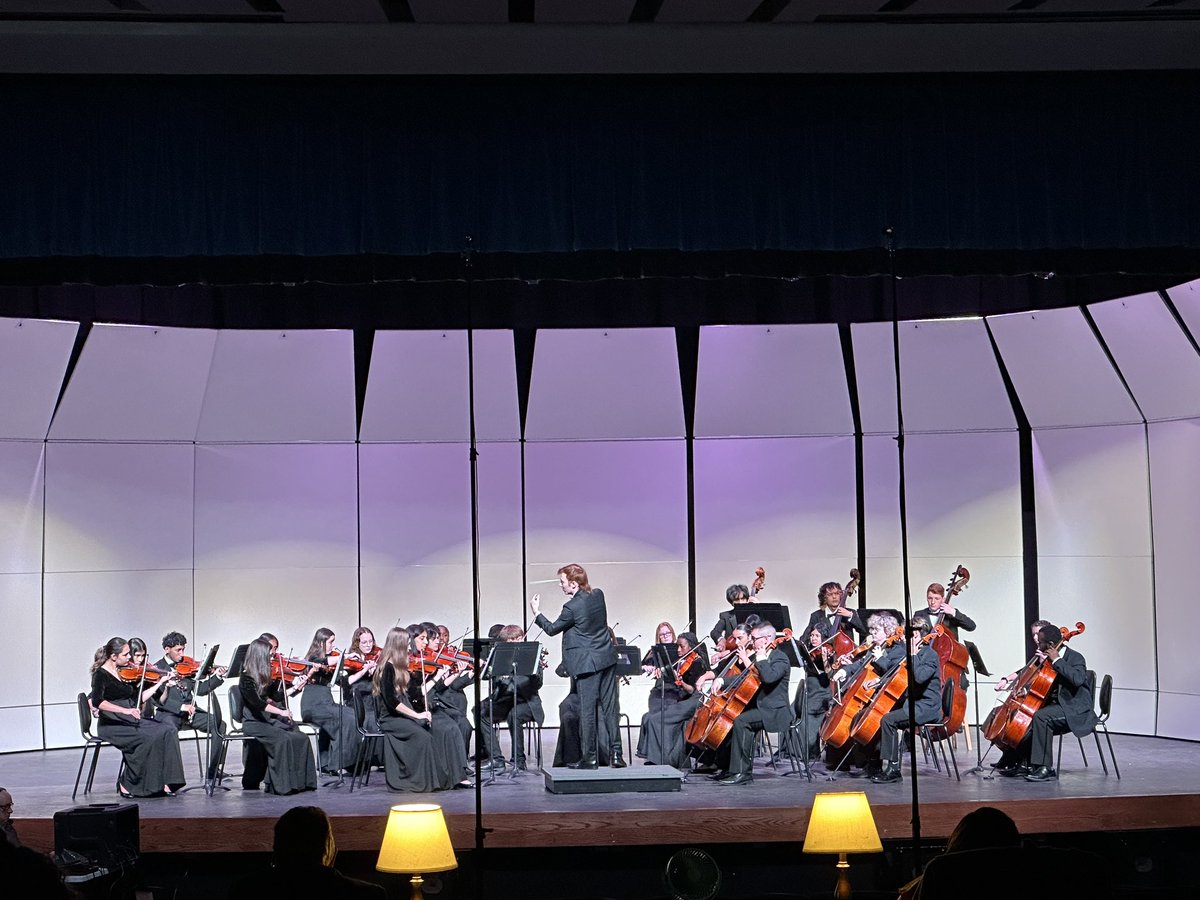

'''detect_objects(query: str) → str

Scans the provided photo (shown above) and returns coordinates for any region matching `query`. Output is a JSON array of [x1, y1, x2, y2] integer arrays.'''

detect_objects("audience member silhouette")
[[899, 807, 1019, 899]]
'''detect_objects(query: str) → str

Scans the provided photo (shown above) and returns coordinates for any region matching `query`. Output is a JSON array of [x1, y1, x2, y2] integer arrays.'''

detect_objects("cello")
[[984, 622, 1085, 750], [685, 628, 792, 751], [849, 626, 942, 745], [929, 565, 971, 735], [818, 626, 904, 748]]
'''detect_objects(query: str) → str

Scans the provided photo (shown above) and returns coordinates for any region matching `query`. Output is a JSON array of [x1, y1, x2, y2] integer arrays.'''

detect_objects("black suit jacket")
[[908, 643, 944, 723], [153, 655, 224, 717], [750, 646, 793, 733], [709, 609, 738, 645], [536, 588, 617, 677], [913, 606, 976, 641], [1051, 646, 1098, 736], [806, 607, 867, 642]]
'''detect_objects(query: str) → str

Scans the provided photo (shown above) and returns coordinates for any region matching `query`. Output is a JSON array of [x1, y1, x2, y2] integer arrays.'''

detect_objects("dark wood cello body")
[[685, 628, 792, 751], [985, 622, 1085, 750], [930, 565, 971, 734], [818, 626, 904, 748], [849, 627, 942, 745]]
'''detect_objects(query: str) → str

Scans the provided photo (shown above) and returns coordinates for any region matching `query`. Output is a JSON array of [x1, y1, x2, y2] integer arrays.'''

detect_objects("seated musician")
[[238, 638, 318, 795], [871, 615, 942, 784], [793, 625, 835, 768], [427, 623, 476, 755], [154, 631, 228, 781], [639, 631, 710, 768], [989, 620, 1051, 776], [717, 622, 791, 786], [691, 620, 753, 776], [709, 584, 751, 652], [1018, 622, 1098, 782], [477, 625, 544, 773], [299, 628, 361, 776], [807, 581, 867, 644]]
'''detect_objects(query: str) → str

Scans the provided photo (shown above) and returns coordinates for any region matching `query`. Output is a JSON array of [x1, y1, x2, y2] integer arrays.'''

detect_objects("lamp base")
[[409, 874, 425, 900], [834, 852, 852, 900]]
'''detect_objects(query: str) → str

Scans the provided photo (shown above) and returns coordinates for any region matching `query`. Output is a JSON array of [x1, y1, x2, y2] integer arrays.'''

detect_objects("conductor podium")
[[544, 764, 683, 795]]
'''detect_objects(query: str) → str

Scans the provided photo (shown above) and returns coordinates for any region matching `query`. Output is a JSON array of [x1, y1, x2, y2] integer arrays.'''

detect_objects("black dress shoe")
[[1025, 766, 1057, 782], [717, 773, 754, 786], [567, 758, 599, 770], [870, 762, 902, 784], [708, 770, 729, 781], [611, 756, 628, 769], [997, 764, 1030, 778]]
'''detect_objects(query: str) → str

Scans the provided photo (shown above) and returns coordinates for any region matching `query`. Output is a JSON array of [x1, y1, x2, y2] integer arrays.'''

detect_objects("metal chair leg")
[[1101, 727, 1120, 779]]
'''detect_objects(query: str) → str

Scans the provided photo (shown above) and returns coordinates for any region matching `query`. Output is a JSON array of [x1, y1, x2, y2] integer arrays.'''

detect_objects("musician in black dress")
[[718, 623, 791, 785], [794, 625, 835, 766], [425, 622, 476, 755], [639, 631, 710, 768], [154, 631, 227, 780], [871, 615, 942, 784], [374, 627, 471, 792], [238, 638, 317, 795], [806, 581, 867, 644], [89, 637, 186, 797], [477, 625, 544, 772], [299, 627, 361, 775], [531, 563, 622, 769], [1023, 622, 1098, 782]]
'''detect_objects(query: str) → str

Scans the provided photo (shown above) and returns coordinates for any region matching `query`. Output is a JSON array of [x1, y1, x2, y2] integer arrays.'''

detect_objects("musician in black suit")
[[531, 563, 623, 769], [477, 625, 545, 772], [1025, 623, 1098, 782], [806, 581, 867, 645], [154, 631, 228, 780], [709, 583, 751, 650], [717, 623, 791, 785], [914, 582, 976, 640], [872, 615, 942, 784]]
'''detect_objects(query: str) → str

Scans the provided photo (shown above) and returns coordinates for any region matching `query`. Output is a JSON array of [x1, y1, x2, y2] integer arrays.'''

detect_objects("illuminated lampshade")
[[377, 804, 457, 900], [803, 792, 882, 900]]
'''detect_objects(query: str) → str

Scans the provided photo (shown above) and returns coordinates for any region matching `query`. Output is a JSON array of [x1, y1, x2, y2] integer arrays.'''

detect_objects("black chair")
[[214, 685, 261, 789], [1093, 673, 1120, 779], [916, 680, 960, 781], [72, 692, 123, 800], [349, 690, 385, 792], [1056, 669, 1107, 775]]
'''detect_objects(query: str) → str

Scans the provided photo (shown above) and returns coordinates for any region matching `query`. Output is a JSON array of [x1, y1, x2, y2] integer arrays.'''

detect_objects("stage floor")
[[6, 732, 1200, 854]]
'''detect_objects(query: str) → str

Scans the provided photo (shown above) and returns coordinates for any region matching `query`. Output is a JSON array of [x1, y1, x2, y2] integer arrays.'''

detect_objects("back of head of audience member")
[[945, 806, 1020, 854], [273, 806, 337, 868]]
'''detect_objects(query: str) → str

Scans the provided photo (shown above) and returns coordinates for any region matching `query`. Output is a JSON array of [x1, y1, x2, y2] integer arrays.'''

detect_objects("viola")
[[674, 648, 700, 687], [116, 663, 171, 683], [428, 646, 475, 670]]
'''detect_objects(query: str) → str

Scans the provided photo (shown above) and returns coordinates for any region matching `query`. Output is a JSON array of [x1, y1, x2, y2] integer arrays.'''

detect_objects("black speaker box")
[[54, 803, 139, 868]]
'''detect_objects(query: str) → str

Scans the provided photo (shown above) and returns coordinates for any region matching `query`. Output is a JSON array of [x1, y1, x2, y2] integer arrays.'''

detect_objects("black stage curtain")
[[2, 72, 1199, 261]]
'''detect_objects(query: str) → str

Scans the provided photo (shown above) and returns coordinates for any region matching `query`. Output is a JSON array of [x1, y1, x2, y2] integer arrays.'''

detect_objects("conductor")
[[531, 563, 625, 769]]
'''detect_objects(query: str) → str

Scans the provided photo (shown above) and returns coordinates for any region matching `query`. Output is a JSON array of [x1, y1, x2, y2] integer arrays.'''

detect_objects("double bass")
[[929, 565, 971, 735], [984, 622, 1085, 750], [831, 568, 863, 659], [818, 626, 904, 748]]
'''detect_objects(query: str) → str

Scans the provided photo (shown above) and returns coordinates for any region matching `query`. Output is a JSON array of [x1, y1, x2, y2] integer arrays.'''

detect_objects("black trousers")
[[576, 663, 619, 762], [1029, 703, 1072, 769], [159, 706, 226, 778]]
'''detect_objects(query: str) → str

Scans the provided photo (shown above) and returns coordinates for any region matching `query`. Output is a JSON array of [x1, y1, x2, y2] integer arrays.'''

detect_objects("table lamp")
[[802, 792, 883, 900], [376, 803, 458, 900]]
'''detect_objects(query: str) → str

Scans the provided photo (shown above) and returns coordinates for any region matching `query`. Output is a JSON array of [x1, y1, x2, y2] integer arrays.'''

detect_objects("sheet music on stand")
[[614, 645, 642, 678]]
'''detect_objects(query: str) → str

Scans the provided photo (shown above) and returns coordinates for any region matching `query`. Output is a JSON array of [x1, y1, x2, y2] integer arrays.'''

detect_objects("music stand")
[[614, 645, 641, 678], [963, 640, 993, 776], [734, 603, 791, 632], [650, 644, 677, 766], [323, 650, 348, 788], [779, 634, 815, 781], [177, 644, 221, 796], [227, 644, 249, 679], [483, 642, 541, 783]]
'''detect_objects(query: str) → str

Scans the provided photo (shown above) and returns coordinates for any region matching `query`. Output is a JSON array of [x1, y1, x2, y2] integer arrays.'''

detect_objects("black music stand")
[[227, 644, 249, 679], [483, 641, 541, 783], [963, 640, 993, 776], [734, 603, 791, 632], [649, 643, 677, 766], [778, 635, 815, 781], [175, 643, 221, 796]]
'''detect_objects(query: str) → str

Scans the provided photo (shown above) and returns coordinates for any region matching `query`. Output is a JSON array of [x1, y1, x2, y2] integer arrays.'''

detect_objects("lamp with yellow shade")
[[802, 792, 883, 900], [376, 803, 458, 900]]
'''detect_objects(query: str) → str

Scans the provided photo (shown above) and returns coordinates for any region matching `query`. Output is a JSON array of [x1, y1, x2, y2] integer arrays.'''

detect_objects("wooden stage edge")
[[10, 734, 1200, 854]]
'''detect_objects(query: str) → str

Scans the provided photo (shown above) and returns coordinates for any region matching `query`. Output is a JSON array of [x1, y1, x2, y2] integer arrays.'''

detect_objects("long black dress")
[[638, 654, 711, 768], [377, 662, 469, 792], [300, 666, 360, 774], [90, 669, 186, 797], [238, 675, 317, 795]]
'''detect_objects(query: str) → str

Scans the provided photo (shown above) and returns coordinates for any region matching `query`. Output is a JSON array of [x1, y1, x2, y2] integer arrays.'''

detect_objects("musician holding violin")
[[238, 638, 318, 795], [299, 628, 362, 776], [639, 631, 709, 768], [420, 622, 477, 755], [870, 615, 942, 784], [154, 631, 228, 781], [717, 622, 792, 786], [89, 637, 187, 797]]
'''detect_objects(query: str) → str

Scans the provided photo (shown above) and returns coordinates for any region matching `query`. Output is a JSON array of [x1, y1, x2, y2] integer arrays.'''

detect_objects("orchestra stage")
[[7, 732, 1200, 856]]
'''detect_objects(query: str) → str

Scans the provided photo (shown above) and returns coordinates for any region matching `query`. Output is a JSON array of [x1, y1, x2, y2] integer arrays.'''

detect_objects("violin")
[[341, 646, 382, 674], [116, 663, 171, 683], [421, 646, 475, 672], [408, 654, 440, 676], [270, 654, 325, 685], [674, 648, 700, 687], [170, 656, 203, 678]]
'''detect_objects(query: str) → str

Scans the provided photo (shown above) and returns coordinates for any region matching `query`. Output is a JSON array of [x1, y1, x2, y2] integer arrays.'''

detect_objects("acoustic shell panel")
[[196, 329, 356, 442], [851, 322, 899, 435], [525, 329, 684, 440], [360, 329, 519, 442], [44, 442, 195, 574], [0, 441, 44, 575], [0, 706, 42, 753], [1089, 292, 1200, 422], [896, 318, 1014, 433], [694, 325, 853, 437], [0, 317, 76, 440], [193, 443, 358, 571], [1165, 278, 1200, 343], [987, 307, 1141, 428], [50, 324, 217, 441], [1146, 419, 1200, 738], [0, 573, 42, 715]]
